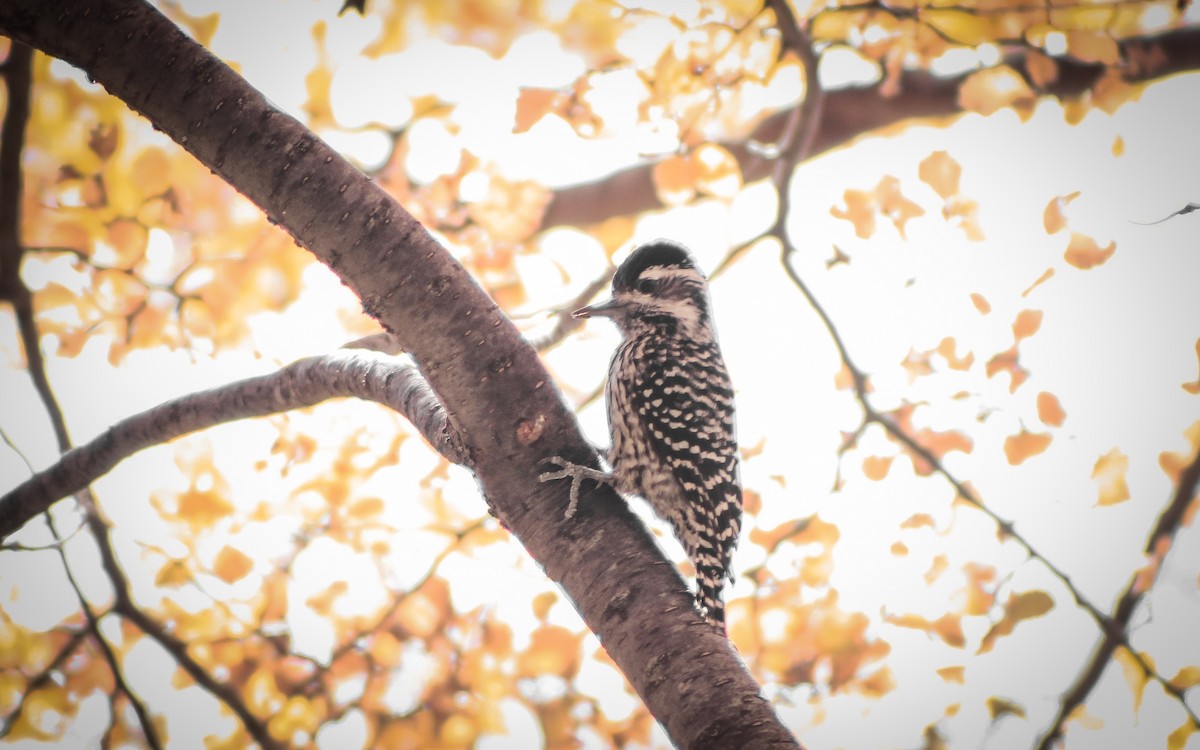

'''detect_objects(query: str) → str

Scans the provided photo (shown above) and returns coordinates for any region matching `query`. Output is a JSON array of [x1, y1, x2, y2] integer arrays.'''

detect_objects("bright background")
[[1, 1, 1198, 748]]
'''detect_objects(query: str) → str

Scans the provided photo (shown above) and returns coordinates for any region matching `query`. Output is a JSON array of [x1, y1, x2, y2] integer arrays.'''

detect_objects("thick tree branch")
[[541, 25, 1200, 229], [0, 349, 467, 532], [0, 2, 800, 746]]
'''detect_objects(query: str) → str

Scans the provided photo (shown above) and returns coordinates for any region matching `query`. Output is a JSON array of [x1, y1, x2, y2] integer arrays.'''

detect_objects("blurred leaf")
[[936, 666, 965, 683], [979, 590, 1054, 653], [958, 66, 1034, 116], [1037, 391, 1067, 427], [1004, 428, 1052, 465], [1115, 646, 1151, 714], [1064, 232, 1116, 269], [1181, 339, 1200, 394], [1168, 721, 1198, 750], [986, 695, 1026, 721], [1092, 448, 1131, 506], [213, 545, 254, 583]]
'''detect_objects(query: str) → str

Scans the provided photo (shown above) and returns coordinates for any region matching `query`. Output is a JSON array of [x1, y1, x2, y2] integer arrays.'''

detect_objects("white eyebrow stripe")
[[639, 266, 705, 282]]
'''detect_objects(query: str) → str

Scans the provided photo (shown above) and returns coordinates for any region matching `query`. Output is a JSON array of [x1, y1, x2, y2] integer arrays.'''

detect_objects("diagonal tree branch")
[[1034, 446, 1200, 750], [1, 347, 467, 534]]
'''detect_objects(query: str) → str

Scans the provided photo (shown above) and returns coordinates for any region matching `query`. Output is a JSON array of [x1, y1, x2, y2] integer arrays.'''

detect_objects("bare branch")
[[1, 348, 466, 539], [529, 266, 614, 352], [1035, 446, 1200, 750]]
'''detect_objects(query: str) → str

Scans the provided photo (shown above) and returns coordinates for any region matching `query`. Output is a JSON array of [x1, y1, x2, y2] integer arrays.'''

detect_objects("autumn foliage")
[[2, 1, 1200, 749]]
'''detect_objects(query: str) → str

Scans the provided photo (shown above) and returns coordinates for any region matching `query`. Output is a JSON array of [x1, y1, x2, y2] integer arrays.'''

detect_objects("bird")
[[540, 239, 742, 630]]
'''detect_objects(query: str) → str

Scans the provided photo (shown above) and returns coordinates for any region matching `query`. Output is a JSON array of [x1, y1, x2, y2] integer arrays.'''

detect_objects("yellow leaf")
[[245, 667, 285, 717], [131, 147, 171, 197], [958, 66, 1034, 116], [268, 695, 321, 742], [1170, 665, 1200, 690], [1092, 448, 1131, 506], [212, 545, 254, 584], [1181, 339, 1200, 394], [811, 9, 863, 42], [937, 666, 965, 684], [1051, 5, 1117, 32], [918, 150, 962, 200], [175, 488, 234, 527], [986, 696, 1027, 720], [862, 455, 894, 481], [1025, 51, 1058, 89], [1004, 429, 1052, 465], [532, 591, 557, 621], [922, 10, 994, 47], [155, 559, 192, 588], [1114, 646, 1150, 714], [831, 188, 876, 239], [517, 625, 583, 678], [1064, 232, 1116, 269], [1112, 135, 1124, 157], [1066, 31, 1120, 65], [979, 590, 1054, 652], [1168, 722, 1197, 750]]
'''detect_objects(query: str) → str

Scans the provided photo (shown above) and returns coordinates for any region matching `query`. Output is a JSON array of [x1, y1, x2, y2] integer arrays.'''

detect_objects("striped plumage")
[[541, 240, 742, 629]]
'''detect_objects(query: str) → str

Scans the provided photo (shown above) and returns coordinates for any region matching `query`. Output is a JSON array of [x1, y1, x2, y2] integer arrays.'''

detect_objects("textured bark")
[[541, 25, 1200, 229], [0, 1, 801, 747]]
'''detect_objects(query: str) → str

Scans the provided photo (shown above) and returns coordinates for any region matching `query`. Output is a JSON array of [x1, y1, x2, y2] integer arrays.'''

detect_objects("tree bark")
[[0, 1, 801, 747]]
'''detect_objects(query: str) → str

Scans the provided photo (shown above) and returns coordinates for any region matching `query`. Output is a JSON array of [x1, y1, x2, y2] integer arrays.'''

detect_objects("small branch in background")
[[1130, 201, 1199, 225], [1034, 446, 1200, 750], [1, 348, 469, 541], [530, 265, 614, 353]]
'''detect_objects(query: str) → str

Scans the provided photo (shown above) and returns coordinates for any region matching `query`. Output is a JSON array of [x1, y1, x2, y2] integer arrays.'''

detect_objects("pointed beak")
[[573, 297, 622, 319]]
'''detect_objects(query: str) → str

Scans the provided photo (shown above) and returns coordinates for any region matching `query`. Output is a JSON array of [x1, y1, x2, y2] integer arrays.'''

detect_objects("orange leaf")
[[1037, 392, 1066, 427], [652, 154, 699, 206], [514, 88, 565, 134], [900, 513, 936, 530], [986, 344, 1029, 392], [831, 188, 876, 239], [1043, 191, 1079, 234], [1025, 51, 1058, 88], [213, 545, 254, 584], [1064, 232, 1116, 269], [1092, 448, 1131, 506], [862, 455, 894, 481], [1004, 429, 1052, 465], [1013, 309, 1043, 340], [1021, 267, 1055, 297], [918, 150, 962, 200], [969, 293, 991, 314]]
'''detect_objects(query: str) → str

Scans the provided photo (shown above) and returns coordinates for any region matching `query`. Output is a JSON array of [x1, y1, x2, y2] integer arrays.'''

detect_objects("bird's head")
[[574, 239, 714, 339]]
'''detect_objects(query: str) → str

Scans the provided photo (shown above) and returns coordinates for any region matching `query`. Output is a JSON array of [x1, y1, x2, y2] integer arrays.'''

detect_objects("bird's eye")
[[636, 278, 658, 294]]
